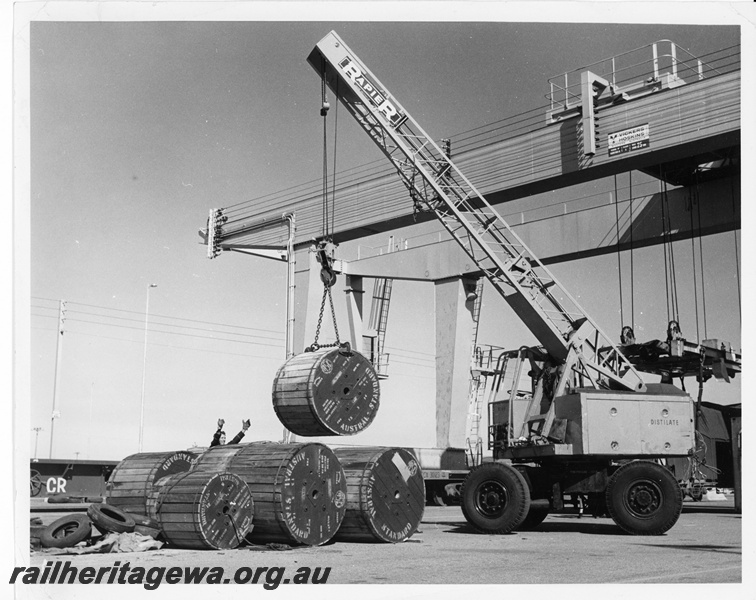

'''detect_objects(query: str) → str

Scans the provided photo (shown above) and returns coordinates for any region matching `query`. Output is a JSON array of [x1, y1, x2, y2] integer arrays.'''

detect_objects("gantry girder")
[[201, 65, 740, 254]]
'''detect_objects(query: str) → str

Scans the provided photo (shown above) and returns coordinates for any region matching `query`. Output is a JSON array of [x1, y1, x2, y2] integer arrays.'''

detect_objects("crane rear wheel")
[[461, 462, 530, 534], [606, 461, 682, 535]]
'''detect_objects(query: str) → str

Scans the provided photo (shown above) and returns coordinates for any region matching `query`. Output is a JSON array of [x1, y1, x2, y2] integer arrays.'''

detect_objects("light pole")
[[87, 382, 93, 459], [32, 427, 43, 460], [138, 283, 158, 452]]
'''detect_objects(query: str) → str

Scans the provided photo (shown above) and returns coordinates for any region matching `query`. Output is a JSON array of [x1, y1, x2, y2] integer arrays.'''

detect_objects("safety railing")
[[547, 40, 736, 114]]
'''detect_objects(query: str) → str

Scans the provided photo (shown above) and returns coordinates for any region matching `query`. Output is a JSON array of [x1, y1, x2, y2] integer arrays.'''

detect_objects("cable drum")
[[104, 451, 197, 517], [272, 347, 380, 436], [193, 442, 347, 546], [333, 447, 425, 543], [150, 470, 254, 550]]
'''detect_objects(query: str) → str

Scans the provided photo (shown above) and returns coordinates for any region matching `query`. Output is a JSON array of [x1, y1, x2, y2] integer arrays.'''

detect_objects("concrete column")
[[434, 277, 477, 448], [292, 246, 323, 353], [344, 275, 365, 351]]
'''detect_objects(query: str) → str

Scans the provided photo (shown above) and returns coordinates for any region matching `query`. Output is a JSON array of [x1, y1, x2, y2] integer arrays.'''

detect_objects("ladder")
[[464, 278, 486, 466], [308, 31, 646, 395], [465, 375, 486, 467], [368, 277, 393, 377]]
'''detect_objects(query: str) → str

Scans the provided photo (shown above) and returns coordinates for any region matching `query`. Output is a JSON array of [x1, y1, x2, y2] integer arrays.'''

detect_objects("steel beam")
[[341, 174, 739, 281], [209, 71, 739, 250]]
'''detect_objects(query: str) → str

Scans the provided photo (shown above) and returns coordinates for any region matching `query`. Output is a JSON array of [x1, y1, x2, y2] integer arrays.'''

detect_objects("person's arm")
[[228, 419, 250, 445], [210, 418, 225, 447]]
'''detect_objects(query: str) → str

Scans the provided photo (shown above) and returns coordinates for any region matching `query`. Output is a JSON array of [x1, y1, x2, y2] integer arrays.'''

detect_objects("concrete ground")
[[26, 497, 742, 586]]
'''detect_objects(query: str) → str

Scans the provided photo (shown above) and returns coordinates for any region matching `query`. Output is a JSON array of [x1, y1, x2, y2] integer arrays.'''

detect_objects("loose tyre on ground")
[[605, 460, 683, 535], [461, 462, 531, 534], [333, 446, 425, 543], [87, 504, 136, 534], [40, 514, 92, 548], [272, 347, 380, 436], [104, 451, 197, 517]]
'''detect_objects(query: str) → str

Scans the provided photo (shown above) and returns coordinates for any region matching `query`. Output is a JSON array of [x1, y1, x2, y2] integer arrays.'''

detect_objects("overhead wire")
[[33, 297, 285, 335], [216, 45, 741, 240], [64, 310, 284, 343], [31, 297, 286, 349], [64, 330, 285, 361], [62, 316, 285, 349]]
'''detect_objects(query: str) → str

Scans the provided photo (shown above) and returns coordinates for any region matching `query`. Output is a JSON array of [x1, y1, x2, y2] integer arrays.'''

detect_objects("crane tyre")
[[87, 504, 136, 534], [40, 514, 92, 548], [461, 462, 530, 534], [605, 461, 682, 535], [517, 501, 550, 530]]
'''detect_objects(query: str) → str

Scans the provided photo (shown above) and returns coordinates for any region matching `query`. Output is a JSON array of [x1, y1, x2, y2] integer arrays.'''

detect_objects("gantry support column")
[[434, 277, 478, 449], [293, 246, 324, 353], [344, 275, 365, 352]]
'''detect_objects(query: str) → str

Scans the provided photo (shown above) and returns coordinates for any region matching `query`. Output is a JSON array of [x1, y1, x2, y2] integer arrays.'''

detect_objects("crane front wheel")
[[461, 462, 530, 534], [606, 461, 683, 535]]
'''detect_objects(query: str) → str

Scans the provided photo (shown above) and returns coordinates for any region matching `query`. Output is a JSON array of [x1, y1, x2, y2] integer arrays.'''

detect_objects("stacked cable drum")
[[333, 447, 425, 542], [149, 470, 254, 550], [193, 442, 347, 546], [104, 451, 197, 516], [272, 347, 380, 436]]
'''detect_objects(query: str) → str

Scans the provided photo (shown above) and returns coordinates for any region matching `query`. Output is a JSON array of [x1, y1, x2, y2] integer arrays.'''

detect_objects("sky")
[[10, 4, 752, 471]]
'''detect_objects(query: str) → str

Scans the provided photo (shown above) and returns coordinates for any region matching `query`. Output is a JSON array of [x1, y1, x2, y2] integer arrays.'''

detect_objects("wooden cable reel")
[[272, 346, 380, 436], [334, 446, 425, 542], [193, 442, 347, 546], [104, 451, 197, 516], [150, 470, 254, 550]]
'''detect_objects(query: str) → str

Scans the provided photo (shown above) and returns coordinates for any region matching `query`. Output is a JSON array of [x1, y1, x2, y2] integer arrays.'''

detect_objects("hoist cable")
[[321, 60, 330, 239], [308, 64, 343, 353], [659, 173, 672, 324], [688, 183, 701, 341], [330, 78, 340, 237], [694, 169, 708, 338], [729, 174, 741, 321], [613, 174, 625, 327], [628, 171, 635, 327], [662, 174, 680, 323]]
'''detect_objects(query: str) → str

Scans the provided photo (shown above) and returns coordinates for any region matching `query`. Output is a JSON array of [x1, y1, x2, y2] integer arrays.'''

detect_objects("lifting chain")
[[306, 284, 351, 355]]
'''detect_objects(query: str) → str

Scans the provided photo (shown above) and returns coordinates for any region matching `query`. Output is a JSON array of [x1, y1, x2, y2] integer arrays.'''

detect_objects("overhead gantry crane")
[[306, 30, 740, 534]]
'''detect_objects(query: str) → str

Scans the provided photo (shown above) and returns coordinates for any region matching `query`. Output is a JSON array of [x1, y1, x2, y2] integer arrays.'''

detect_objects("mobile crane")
[[307, 31, 740, 535]]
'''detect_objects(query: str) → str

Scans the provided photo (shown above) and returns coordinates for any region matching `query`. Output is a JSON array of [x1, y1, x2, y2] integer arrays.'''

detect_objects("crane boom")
[[308, 31, 646, 394]]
